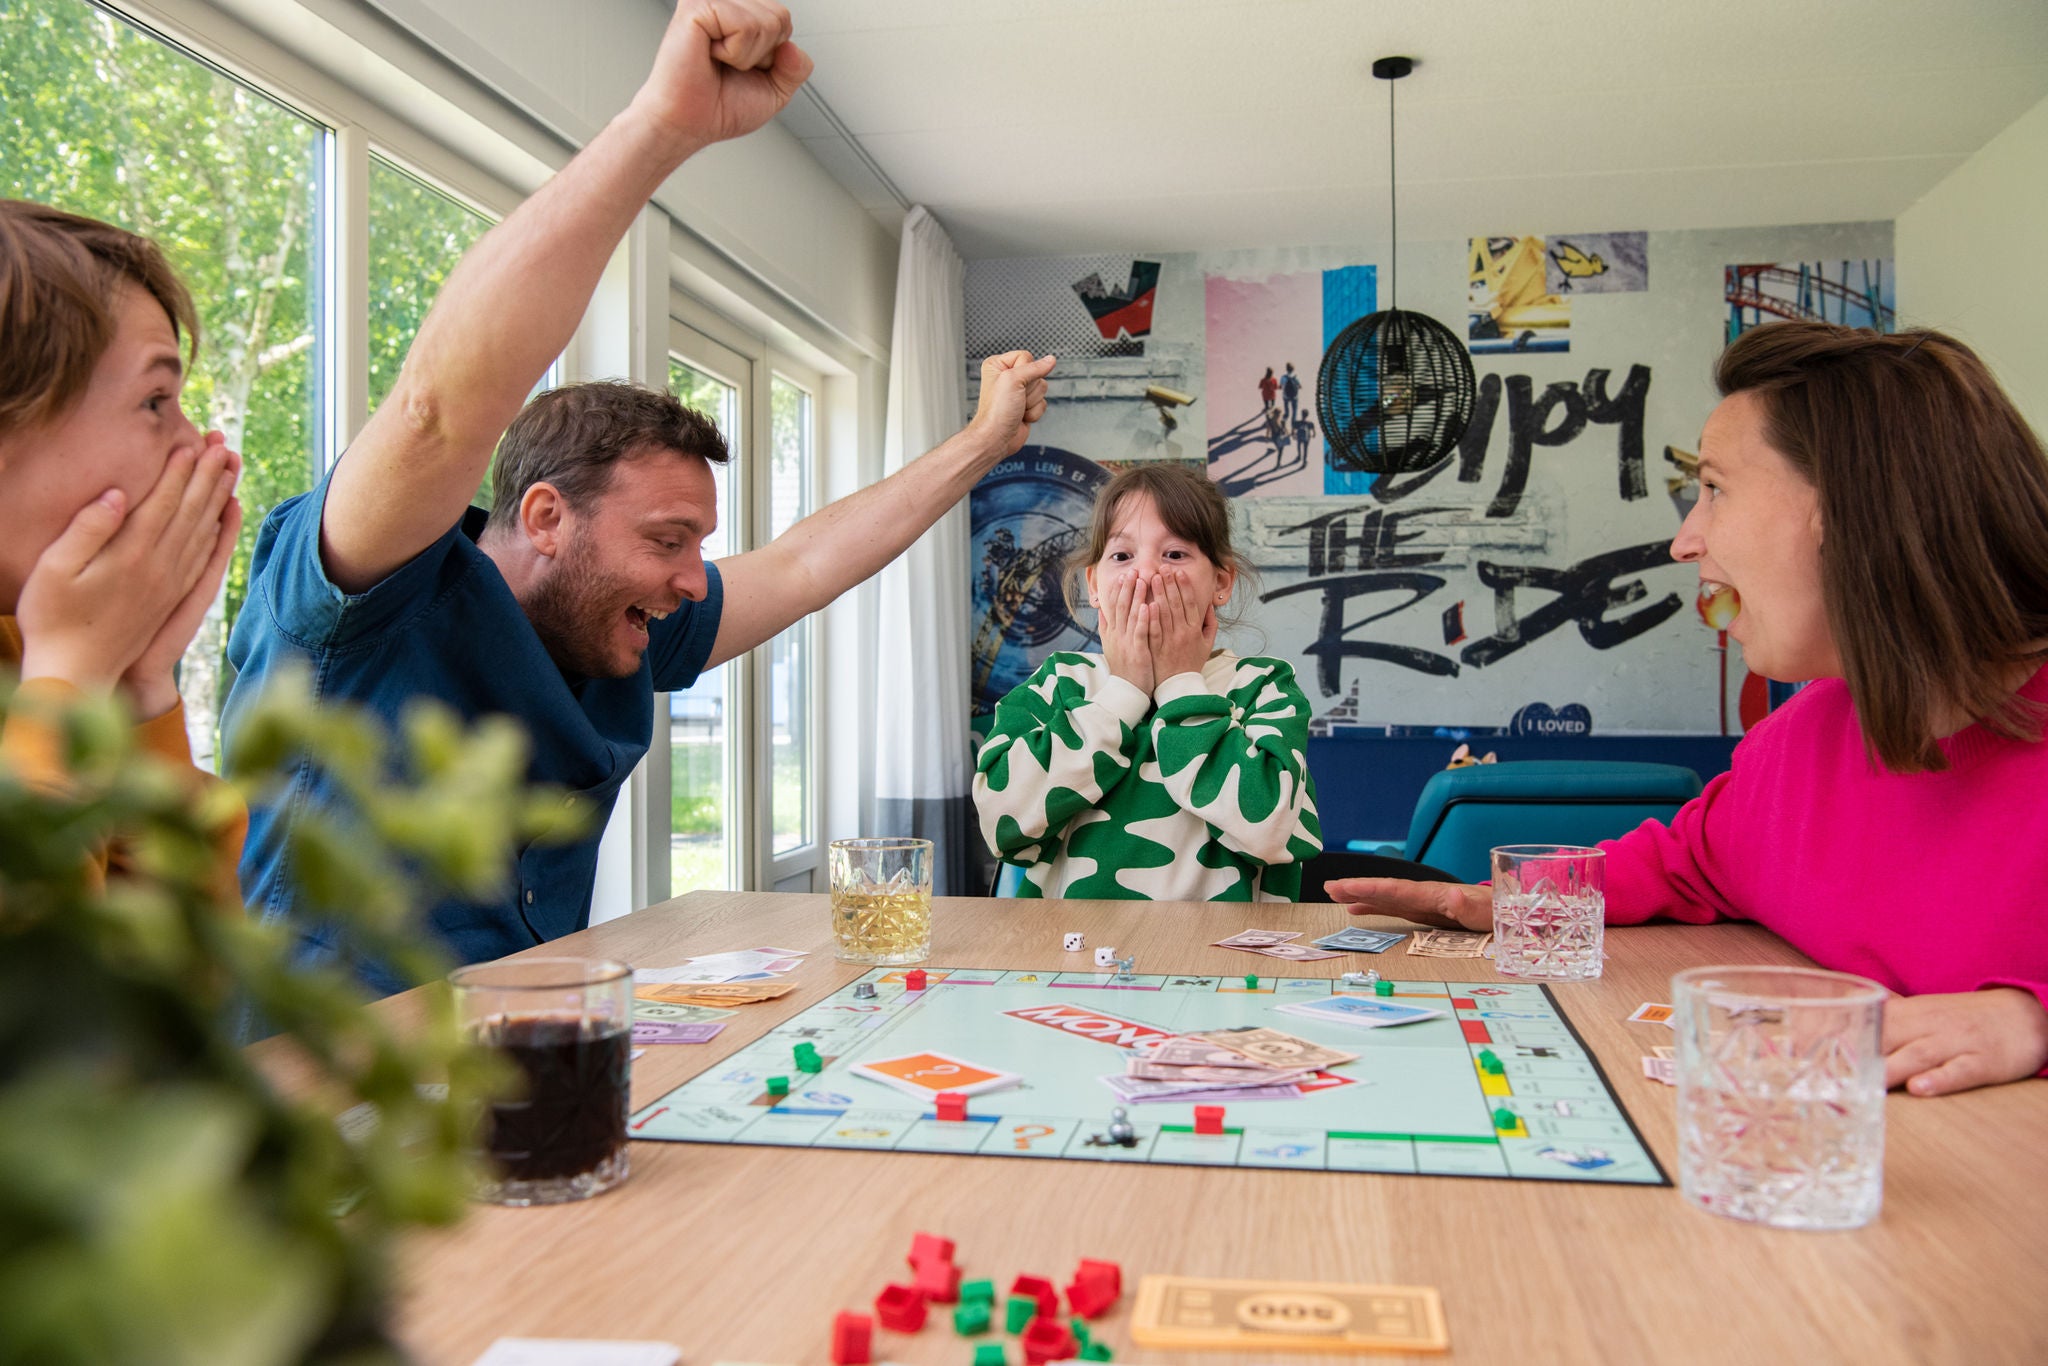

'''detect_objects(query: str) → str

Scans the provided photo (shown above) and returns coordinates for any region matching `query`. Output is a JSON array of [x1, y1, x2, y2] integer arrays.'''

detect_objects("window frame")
[[96, 0, 536, 463], [665, 318, 755, 897], [667, 298, 832, 895], [764, 356, 826, 892]]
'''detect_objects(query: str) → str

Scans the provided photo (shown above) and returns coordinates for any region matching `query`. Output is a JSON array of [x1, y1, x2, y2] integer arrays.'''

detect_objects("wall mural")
[[1545, 231, 1649, 295], [1202, 266, 1377, 498], [965, 222, 1895, 738], [1724, 258, 1894, 341], [1468, 235, 1570, 354], [967, 255, 1165, 360], [970, 446, 1105, 717], [1257, 361, 1672, 693], [1073, 261, 1160, 349]]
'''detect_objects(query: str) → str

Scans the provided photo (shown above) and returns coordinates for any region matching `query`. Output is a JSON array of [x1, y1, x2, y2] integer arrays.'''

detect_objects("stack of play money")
[[1211, 928, 1341, 961], [1100, 1029, 1358, 1105]]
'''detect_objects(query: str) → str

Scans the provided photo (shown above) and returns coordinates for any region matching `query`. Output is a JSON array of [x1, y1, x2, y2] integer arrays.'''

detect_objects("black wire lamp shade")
[[1317, 311, 1475, 475], [1318, 55, 1477, 477]]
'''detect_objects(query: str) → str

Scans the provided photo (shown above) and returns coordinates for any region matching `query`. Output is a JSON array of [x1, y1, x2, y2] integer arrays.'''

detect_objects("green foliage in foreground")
[[0, 668, 587, 1365]]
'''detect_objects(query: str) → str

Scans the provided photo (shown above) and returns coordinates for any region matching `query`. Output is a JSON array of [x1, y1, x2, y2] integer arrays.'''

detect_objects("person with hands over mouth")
[[221, 0, 1054, 993], [1327, 320, 2048, 1099], [0, 199, 247, 888], [975, 463, 1321, 901]]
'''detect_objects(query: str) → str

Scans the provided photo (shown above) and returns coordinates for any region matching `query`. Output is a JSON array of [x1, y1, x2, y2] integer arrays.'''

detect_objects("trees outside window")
[[3, 2, 514, 764], [367, 155, 490, 419], [3, 0, 321, 767]]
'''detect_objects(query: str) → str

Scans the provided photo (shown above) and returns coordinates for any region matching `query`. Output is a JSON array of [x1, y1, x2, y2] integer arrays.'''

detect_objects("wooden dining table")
[[338, 891, 2048, 1365]]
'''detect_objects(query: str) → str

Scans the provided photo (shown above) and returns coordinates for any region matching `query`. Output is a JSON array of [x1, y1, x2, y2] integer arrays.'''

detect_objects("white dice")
[[1064, 932, 1085, 952], [1094, 946, 1117, 968]]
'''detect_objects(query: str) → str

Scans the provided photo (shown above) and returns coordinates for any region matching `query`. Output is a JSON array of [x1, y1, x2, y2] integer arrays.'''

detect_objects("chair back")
[[1296, 849, 1462, 901], [1403, 760, 1703, 883]]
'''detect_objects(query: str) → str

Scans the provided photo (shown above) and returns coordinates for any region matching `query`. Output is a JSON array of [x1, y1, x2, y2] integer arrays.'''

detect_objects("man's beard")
[[522, 535, 645, 680]]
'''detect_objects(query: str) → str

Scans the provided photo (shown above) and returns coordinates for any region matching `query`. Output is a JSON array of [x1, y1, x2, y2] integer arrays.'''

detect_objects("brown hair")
[[486, 380, 730, 531], [1065, 462, 1254, 628], [0, 199, 199, 435], [1716, 321, 2048, 771]]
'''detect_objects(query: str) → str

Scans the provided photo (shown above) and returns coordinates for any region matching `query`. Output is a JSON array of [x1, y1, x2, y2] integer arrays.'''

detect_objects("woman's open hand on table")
[[1324, 877, 1495, 932], [1883, 987, 2048, 1096]]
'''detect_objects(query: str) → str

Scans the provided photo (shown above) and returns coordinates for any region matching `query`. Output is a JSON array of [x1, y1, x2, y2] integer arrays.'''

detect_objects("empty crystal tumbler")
[[829, 837, 932, 965], [1489, 844, 1605, 981], [1673, 965, 1888, 1230]]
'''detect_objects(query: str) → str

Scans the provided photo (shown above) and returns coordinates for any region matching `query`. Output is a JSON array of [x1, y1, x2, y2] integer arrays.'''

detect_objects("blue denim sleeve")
[[647, 560, 725, 692], [253, 470, 472, 650]]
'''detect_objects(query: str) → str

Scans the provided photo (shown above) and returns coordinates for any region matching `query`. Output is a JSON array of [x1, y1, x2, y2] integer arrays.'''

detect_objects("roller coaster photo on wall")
[[1724, 259, 1895, 341]]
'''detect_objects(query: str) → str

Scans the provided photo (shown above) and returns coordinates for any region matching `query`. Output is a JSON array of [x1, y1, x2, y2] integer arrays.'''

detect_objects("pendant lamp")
[[1318, 56, 1477, 477]]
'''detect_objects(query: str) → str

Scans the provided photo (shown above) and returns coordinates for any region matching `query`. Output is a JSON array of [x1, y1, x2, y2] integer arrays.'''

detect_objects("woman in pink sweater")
[[1328, 320, 2048, 1098]]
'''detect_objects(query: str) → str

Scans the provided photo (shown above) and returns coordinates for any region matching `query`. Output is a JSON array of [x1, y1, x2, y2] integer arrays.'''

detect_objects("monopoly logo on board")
[[1002, 1003, 1176, 1050]]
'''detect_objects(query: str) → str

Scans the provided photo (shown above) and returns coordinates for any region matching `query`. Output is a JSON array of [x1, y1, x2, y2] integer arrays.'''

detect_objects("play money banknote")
[[1131, 1274, 1449, 1353], [1198, 1027, 1357, 1072], [1135, 1036, 1276, 1069], [1311, 927, 1407, 953], [1126, 1060, 1313, 1086], [1101, 1075, 1308, 1104], [1213, 929, 1303, 949], [630, 1020, 726, 1045], [631, 1001, 737, 1024], [634, 981, 794, 1005], [1405, 929, 1492, 958], [1245, 942, 1342, 962]]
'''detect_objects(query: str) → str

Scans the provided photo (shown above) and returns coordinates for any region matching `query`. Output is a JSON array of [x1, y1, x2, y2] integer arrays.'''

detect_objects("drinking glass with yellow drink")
[[829, 838, 932, 964]]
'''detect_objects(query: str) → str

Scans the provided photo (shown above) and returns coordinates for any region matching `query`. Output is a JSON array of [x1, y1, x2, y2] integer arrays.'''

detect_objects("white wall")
[[1897, 92, 2048, 437]]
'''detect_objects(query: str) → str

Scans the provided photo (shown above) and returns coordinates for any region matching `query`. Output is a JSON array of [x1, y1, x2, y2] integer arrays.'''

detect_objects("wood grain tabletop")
[[277, 892, 2047, 1366]]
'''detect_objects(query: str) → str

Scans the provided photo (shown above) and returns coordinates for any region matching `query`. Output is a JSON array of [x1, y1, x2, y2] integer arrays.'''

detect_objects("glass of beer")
[[830, 837, 932, 964], [450, 957, 633, 1205]]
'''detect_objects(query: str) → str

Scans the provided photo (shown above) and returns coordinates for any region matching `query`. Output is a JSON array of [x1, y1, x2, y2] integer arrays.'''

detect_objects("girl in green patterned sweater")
[[974, 464, 1322, 900]]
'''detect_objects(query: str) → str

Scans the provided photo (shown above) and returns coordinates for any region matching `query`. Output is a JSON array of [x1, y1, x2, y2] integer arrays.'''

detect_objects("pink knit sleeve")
[[1596, 772, 1740, 926], [1975, 981, 2048, 1079], [1977, 980, 2048, 1021]]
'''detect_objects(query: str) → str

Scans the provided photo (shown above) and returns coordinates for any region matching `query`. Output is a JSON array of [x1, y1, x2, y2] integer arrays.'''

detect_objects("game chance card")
[[1274, 995, 1445, 1030], [850, 1050, 1022, 1100]]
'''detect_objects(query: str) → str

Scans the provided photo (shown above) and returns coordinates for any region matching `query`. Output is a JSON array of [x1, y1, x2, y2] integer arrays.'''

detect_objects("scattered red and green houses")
[[831, 1231, 1122, 1364]]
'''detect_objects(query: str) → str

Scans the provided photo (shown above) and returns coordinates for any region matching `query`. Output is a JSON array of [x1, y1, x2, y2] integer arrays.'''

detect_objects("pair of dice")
[[1063, 932, 1125, 971]]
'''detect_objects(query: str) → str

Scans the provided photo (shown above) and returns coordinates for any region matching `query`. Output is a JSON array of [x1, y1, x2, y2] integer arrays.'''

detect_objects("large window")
[[668, 355, 738, 894], [366, 154, 491, 418], [2, 0, 324, 768], [664, 340, 823, 895], [6, 0, 837, 907]]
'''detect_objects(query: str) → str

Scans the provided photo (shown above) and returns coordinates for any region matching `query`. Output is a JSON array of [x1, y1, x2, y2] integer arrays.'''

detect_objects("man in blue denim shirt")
[[222, 0, 1053, 993]]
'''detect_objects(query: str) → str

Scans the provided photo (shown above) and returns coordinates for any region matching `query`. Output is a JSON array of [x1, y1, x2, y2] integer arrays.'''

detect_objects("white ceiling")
[[771, 0, 2048, 259]]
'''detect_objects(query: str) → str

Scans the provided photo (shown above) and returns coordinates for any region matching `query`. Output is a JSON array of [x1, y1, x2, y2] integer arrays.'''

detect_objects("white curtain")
[[874, 207, 975, 894]]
